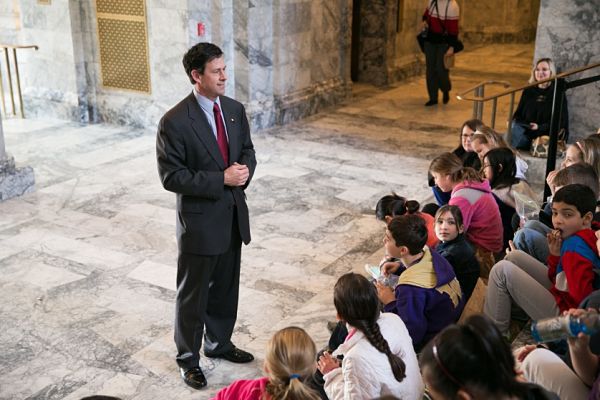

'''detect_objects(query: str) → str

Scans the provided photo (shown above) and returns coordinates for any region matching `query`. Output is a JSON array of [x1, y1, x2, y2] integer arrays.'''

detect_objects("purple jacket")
[[383, 247, 464, 351]]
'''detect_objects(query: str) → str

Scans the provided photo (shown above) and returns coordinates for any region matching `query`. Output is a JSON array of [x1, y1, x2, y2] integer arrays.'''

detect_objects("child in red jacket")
[[212, 327, 320, 400], [484, 184, 600, 337]]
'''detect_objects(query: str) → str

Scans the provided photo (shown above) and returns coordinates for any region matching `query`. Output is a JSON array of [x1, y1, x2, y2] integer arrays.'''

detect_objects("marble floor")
[[0, 43, 536, 399]]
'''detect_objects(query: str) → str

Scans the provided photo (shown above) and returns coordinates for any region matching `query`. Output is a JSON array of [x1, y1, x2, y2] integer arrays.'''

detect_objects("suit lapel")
[[186, 93, 226, 169]]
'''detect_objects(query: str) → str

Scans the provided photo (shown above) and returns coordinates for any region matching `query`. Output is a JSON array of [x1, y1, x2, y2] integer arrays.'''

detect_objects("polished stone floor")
[[0, 43, 537, 399]]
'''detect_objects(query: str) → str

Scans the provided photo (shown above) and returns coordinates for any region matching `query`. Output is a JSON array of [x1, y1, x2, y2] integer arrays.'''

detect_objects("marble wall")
[[534, 0, 599, 141], [0, 0, 353, 130], [457, 0, 540, 44], [0, 1, 82, 121]]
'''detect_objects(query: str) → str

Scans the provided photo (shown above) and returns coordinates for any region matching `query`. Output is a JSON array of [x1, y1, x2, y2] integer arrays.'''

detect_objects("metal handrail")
[[457, 61, 600, 102], [456, 60, 600, 200], [456, 80, 512, 129], [0, 44, 39, 118]]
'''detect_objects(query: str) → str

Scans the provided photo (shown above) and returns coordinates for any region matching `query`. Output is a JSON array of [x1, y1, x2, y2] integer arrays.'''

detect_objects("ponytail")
[[263, 327, 320, 400], [264, 378, 320, 400], [355, 318, 406, 382], [430, 152, 483, 185]]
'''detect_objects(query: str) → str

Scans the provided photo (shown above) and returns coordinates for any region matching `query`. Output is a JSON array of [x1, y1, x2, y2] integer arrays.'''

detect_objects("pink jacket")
[[450, 180, 503, 253], [212, 377, 268, 400]]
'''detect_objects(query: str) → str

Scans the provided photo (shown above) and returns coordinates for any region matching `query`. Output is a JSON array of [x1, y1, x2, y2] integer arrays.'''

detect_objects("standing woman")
[[510, 58, 569, 150], [422, 0, 460, 106]]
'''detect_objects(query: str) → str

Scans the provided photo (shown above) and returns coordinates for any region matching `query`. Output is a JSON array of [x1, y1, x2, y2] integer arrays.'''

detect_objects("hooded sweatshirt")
[[547, 228, 600, 311], [383, 246, 464, 351], [450, 179, 503, 253]]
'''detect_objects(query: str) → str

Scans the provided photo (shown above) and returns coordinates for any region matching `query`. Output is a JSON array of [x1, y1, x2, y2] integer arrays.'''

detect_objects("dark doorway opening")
[[350, 0, 361, 82]]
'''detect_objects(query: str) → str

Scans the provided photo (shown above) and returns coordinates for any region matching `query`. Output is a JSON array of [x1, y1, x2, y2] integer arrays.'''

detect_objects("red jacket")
[[212, 377, 268, 400], [547, 228, 600, 311]]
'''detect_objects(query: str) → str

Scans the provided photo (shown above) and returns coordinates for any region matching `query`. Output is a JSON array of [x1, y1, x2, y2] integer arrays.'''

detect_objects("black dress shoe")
[[425, 100, 438, 106], [206, 346, 254, 363], [179, 366, 207, 390], [443, 91, 450, 104]]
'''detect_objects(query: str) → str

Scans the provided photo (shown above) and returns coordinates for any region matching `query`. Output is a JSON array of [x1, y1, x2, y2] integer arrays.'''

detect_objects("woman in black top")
[[510, 58, 569, 151]]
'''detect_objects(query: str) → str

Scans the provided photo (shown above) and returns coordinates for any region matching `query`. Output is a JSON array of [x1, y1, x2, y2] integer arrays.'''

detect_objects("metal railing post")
[[3, 48, 16, 116], [0, 58, 5, 115], [477, 86, 485, 120], [12, 48, 24, 118], [543, 77, 563, 201], [491, 97, 498, 128]]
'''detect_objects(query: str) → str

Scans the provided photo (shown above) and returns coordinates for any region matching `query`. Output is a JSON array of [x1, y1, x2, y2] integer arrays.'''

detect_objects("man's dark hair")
[[182, 42, 223, 84], [387, 214, 428, 255], [553, 183, 596, 217]]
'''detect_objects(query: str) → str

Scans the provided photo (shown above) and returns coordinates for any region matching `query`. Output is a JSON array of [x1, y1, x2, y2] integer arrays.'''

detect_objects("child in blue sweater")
[[377, 214, 464, 351]]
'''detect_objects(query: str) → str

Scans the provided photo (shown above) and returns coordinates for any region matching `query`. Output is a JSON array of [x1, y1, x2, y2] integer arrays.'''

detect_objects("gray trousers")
[[424, 41, 451, 101], [484, 250, 559, 336]]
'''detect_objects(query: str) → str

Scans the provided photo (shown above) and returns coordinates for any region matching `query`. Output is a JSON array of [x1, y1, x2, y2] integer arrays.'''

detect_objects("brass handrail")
[[0, 44, 39, 118], [457, 61, 600, 102]]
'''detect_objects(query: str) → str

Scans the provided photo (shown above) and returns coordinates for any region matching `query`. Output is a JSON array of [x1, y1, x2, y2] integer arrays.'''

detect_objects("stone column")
[[0, 116, 5, 160], [534, 0, 600, 141], [0, 114, 35, 201]]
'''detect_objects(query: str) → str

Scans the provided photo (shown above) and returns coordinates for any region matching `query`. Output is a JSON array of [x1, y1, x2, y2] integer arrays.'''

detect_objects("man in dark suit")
[[156, 42, 257, 390]]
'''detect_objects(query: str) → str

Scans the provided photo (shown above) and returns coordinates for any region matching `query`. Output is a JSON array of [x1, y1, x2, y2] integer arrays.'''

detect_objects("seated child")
[[434, 205, 480, 302], [482, 147, 538, 250], [376, 193, 438, 248], [213, 326, 320, 400], [377, 214, 464, 351], [429, 152, 503, 279], [485, 184, 600, 338], [518, 308, 600, 400], [420, 314, 559, 400], [513, 162, 599, 263], [317, 273, 423, 400]]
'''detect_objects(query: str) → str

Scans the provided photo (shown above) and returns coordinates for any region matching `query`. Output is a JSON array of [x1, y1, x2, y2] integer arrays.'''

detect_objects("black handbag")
[[453, 38, 464, 53], [417, 28, 428, 53], [434, 0, 465, 54]]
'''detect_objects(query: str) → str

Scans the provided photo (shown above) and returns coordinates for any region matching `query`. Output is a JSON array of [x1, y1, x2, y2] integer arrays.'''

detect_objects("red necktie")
[[213, 102, 229, 166]]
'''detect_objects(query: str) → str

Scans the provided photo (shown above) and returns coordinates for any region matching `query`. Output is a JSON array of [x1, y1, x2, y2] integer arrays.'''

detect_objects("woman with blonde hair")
[[510, 58, 569, 151], [213, 327, 320, 400], [429, 152, 502, 279], [471, 125, 529, 180]]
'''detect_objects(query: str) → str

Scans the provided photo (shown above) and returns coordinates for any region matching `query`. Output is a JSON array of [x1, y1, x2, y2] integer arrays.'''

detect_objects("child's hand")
[[505, 240, 517, 256], [565, 308, 596, 351], [317, 351, 340, 375], [375, 281, 396, 305], [516, 344, 540, 362], [547, 230, 562, 256], [380, 261, 401, 276], [546, 170, 558, 194]]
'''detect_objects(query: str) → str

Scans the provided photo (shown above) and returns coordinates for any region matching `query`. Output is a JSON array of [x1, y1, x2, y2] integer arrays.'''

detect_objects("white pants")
[[522, 348, 590, 400]]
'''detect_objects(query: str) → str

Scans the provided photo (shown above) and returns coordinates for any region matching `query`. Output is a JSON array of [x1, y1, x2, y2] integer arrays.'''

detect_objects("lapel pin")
[[231, 118, 235, 122]]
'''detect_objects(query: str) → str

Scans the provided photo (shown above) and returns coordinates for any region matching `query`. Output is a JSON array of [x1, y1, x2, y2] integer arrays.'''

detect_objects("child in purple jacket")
[[377, 214, 464, 351]]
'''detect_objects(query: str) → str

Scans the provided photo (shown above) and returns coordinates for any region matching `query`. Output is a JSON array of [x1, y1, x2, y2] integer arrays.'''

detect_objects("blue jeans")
[[511, 120, 531, 150], [432, 185, 451, 206], [512, 220, 551, 263]]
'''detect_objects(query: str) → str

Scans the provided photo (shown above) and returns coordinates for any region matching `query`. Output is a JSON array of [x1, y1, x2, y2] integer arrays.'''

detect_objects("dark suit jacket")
[[156, 92, 256, 255]]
